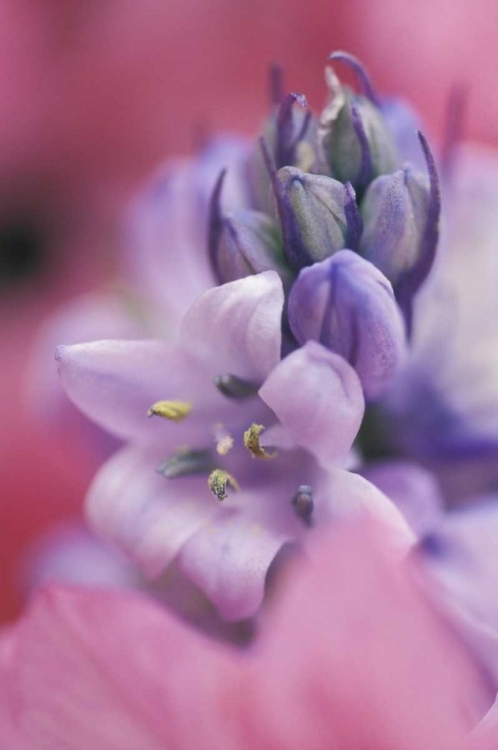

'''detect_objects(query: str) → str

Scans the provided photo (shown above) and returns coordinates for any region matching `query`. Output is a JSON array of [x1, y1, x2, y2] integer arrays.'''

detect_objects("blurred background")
[[1, 0, 497, 622]]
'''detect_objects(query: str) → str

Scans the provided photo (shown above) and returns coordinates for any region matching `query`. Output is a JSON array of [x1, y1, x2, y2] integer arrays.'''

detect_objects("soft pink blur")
[[1, 0, 496, 623], [0, 522, 492, 748]]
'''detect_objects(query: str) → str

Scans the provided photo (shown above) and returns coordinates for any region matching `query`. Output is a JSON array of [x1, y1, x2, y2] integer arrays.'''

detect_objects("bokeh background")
[[1, 0, 497, 621]]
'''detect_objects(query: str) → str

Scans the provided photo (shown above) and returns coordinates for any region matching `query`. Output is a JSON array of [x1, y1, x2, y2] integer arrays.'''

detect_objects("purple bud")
[[270, 165, 362, 269], [359, 168, 430, 285], [288, 250, 406, 400], [212, 207, 292, 287]]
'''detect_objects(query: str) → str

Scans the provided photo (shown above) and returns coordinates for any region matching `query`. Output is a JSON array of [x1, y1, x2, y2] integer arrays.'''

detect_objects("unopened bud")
[[271, 166, 363, 269], [359, 168, 430, 285], [288, 250, 406, 400]]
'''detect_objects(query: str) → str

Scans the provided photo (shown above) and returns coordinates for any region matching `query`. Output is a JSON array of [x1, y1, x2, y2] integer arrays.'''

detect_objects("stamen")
[[157, 448, 214, 478], [208, 469, 239, 501], [147, 400, 192, 422], [243, 423, 276, 459], [292, 484, 314, 526], [214, 373, 260, 399]]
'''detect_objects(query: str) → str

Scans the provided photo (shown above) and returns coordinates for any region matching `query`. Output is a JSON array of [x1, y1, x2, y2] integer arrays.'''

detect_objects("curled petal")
[[181, 271, 284, 382], [178, 497, 293, 621], [259, 341, 364, 468], [288, 251, 406, 400]]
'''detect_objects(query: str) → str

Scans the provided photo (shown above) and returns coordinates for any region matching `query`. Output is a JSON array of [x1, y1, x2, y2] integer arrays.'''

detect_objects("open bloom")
[[0, 521, 492, 749], [57, 272, 411, 621]]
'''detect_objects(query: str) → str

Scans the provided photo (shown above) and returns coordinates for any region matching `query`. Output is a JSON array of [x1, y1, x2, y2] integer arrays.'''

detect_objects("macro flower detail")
[[56, 271, 412, 620]]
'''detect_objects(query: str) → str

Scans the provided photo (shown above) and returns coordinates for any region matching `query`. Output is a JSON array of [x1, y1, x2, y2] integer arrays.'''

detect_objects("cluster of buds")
[[208, 52, 441, 399]]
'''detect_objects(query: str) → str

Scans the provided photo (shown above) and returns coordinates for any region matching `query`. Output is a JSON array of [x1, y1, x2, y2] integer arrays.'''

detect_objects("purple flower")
[[56, 272, 412, 620]]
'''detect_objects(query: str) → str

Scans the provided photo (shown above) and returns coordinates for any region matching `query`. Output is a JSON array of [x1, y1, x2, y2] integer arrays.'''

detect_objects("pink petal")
[[1, 522, 490, 749], [86, 446, 224, 578], [255, 521, 491, 750], [3, 586, 239, 750], [259, 341, 364, 468], [181, 271, 284, 382]]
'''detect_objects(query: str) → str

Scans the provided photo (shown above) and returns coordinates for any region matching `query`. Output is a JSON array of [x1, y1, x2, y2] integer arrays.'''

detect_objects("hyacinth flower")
[[56, 272, 412, 621], [0, 521, 494, 750]]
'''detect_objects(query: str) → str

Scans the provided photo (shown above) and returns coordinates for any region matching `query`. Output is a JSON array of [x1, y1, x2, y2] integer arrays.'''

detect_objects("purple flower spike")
[[394, 131, 441, 336], [288, 250, 407, 400], [329, 50, 380, 106], [267, 162, 352, 269]]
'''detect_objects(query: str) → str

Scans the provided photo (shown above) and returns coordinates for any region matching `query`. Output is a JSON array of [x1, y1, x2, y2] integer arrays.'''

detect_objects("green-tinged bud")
[[359, 168, 430, 285], [247, 90, 317, 214], [270, 165, 363, 269], [319, 59, 398, 194]]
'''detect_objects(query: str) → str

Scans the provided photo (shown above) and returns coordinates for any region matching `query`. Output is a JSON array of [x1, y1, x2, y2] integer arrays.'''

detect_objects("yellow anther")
[[208, 469, 239, 501], [243, 423, 276, 459], [216, 435, 234, 456], [147, 400, 192, 422]]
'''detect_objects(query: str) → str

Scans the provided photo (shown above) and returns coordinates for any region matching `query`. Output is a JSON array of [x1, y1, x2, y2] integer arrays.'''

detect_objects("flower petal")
[[2, 586, 240, 750], [288, 251, 406, 400], [56, 339, 227, 445], [257, 521, 490, 749], [124, 136, 250, 328], [259, 341, 364, 468], [86, 446, 224, 578], [181, 271, 284, 383], [361, 460, 444, 538], [313, 467, 415, 547], [178, 496, 292, 621]]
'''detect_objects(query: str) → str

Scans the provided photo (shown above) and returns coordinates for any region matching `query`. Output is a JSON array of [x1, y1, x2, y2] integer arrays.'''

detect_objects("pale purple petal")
[[313, 467, 415, 547], [86, 446, 224, 579], [124, 136, 250, 328], [56, 339, 231, 445], [28, 291, 145, 426], [361, 460, 444, 538], [178, 494, 295, 622], [181, 271, 284, 382], [424, 498, 498, 634], [288, 251, 406, 400], [259, 341, 364, 468], [19, 522, 140, 595]]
